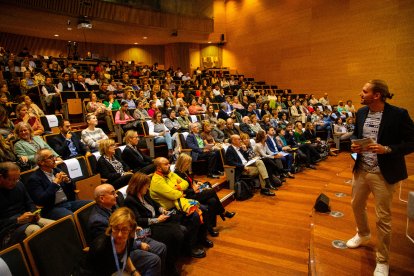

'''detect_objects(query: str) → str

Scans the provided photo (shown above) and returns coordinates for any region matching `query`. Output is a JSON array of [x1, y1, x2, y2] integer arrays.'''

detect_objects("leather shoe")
[[260, 188, 275, 196], [223, 211, 236, 219], [208, 228, 219, 237], [191, 248, 206, 258], [207, 174, 220, 179], [266, 183, 278, 190], [202, 239, 214, 248], [287, 172, 295, 179]]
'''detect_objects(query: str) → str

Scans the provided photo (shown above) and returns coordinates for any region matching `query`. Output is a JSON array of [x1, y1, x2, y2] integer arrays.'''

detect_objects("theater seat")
[[0, 244, 31, 276], [23, 215, 84, 276]]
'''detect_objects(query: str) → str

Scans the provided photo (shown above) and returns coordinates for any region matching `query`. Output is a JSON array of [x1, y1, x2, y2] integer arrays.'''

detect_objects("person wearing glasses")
[[26, 148, 90, 220], [86, 207, 140, 276], [87, 184, 165, 276], [0, 162, 54, 249]]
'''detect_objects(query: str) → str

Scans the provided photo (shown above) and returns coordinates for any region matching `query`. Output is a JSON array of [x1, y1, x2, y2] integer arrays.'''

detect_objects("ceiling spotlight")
[[54, 34, 59, 37], [143, 36, 148, 39], [134, 42, 138, 45], [208, 41, 212, 44]]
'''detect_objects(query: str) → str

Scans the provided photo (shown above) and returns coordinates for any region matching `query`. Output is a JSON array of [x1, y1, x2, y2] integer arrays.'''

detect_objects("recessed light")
[[54, 34, 59, 37], [143, 36, 148, 39], [67, 27, 72, 31], [134, 42, 138, 45], [208, 41, 212, 44]]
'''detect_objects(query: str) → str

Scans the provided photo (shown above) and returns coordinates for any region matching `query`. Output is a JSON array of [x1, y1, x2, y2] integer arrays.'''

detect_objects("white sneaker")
[[373, 263, 389, 276], [346, 233, 371, 248]]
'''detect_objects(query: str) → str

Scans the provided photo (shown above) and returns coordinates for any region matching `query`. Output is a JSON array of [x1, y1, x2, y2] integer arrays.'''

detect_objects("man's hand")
[[17, 212, 35, 224], [274, 153, 283, 158], [20, 156, 29, 163], [367, 144, 388, 154], [351, 143, 362, 153], [157, 214, 169, 222], [243, 167, 249, 173], [65, 132, 72, 140], [140, 242, 150, 251]]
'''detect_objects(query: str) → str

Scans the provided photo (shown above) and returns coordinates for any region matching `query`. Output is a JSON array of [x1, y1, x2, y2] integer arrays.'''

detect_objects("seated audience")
[[122, 130, 156, 174], [82, 114, 109, 152], [266, 127, 295, 177], [87, 184, 165, 276], [204, 104, 218, 125], [0, 107, 14, 140], [57, 72, 75, 92], [86, 92, 114, 133], [149, 111, 174, 157], [211, 118, 226, 143], [334, 117, 353, 141], [223, 118, 240, 141], [27, 149, 90, 220], [124, 174, 183, 275], [174, 153, 236, 237], [41, 76, 62, 114], [188, 98, 205, 115], [239, 116, 256, 138], [103, 91, 120, 111], [225, 135, 275, 196], [97, 139, 133, 189], [186, 122, 222, 178], [115, 100, 139, 132], [14, 103, 44, 136], [164, 109, 182, 135], [149, 157, 211, 258], [249, 114, 263, 135], [0, 162, 54, 249], [14, 122, 61, 168], [133, 100, 152, 121], [176, 107, 191, 132], [85, 208, 140, 276], [49, 120, 90, 160], [22, 95, 44, 118]]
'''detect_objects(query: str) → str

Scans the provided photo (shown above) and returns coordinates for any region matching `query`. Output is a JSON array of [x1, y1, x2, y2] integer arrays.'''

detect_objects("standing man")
[[346, 80, 414, 276]]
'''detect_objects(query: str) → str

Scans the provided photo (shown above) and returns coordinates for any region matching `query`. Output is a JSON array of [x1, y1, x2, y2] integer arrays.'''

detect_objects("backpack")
[[234, 180, 254, 201]]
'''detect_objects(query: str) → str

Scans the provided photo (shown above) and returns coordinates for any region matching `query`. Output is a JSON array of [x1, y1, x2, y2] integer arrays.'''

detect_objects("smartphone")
[[136, 228, 151, 239], [32, 209, 42, 215], [166, 210, 176, 216]]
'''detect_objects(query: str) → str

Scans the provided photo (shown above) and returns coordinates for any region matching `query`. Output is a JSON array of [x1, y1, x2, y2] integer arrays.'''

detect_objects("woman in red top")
[[13, 103, 44, 136]]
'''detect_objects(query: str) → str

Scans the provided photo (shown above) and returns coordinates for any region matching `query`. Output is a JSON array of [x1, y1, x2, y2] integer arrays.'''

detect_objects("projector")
[[77, 22, 92, 29]]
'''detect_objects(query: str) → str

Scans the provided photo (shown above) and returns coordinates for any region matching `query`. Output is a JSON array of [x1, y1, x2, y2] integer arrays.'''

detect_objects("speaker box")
[[314, 193, 331, 213]]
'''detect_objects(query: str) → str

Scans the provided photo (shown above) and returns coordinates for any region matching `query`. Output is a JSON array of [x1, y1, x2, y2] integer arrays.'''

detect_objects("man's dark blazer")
[[27, 168, 76, 211], [87, 204, 113, 244], [225, 145, 249, 180], [185, 133, 204, 161], [96, 155, 130, 184], [217, 109, 230, 121], [352, 103, 414, 184], [49, 133, 89, 160], [265, 136, 282, 154], [223, 127, 240, 140], [239, 123, 256, 138], [121, 145, 155, 174], [74, 82, 88, 92]]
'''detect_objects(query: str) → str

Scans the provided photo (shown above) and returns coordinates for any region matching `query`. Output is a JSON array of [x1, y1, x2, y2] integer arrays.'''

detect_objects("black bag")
[[234, 180, 254, 201]]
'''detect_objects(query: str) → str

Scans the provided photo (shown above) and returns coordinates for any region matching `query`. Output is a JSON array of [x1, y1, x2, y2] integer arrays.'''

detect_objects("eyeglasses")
[[112, 227, 131, 234], [44, 155, 56, 160]]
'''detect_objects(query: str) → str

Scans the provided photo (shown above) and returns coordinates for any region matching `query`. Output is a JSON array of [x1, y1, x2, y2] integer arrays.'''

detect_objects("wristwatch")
[[384, 146, 392, 154]]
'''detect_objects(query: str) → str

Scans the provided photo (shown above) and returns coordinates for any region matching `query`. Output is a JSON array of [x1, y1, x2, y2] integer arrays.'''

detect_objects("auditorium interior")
[[0, 0, 413, 275]]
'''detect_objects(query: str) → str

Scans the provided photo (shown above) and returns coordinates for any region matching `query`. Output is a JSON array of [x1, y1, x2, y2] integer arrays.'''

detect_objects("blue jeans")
[[154, 132, 173, 150], [131, 237, 166, 276], [42, 200, 92, 220]]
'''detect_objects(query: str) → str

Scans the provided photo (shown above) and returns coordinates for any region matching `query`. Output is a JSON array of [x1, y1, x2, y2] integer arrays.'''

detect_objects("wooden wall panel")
[[0, 32, 164, 65], [222, 0, 414, 115]]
